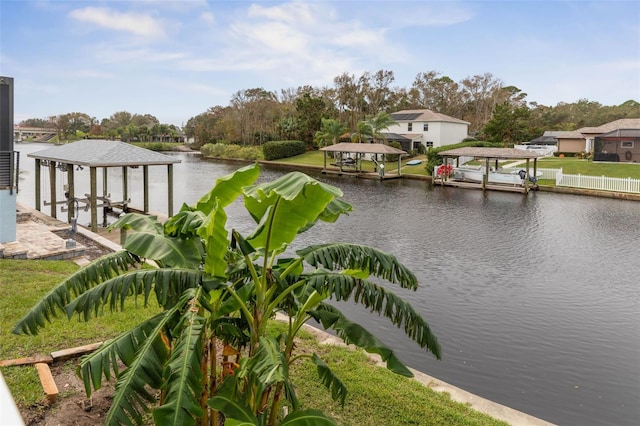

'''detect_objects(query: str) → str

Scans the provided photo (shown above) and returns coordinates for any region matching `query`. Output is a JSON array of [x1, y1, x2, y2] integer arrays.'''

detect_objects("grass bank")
[[265, 150, 431, 176], [264, 150, 640, 181], [0, 258, 506, 425]]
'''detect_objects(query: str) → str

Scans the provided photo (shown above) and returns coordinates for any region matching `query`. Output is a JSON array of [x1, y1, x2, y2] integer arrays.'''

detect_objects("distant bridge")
[[14, 126, 57, 142]]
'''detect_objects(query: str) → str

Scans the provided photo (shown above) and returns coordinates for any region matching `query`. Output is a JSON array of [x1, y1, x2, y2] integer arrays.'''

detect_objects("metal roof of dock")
[[28, 140, 181, 167], [438, 147, 543, 159], [27, 140, 180, 233]]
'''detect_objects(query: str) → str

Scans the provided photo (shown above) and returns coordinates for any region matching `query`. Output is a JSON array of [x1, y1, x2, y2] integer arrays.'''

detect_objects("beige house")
[[532, 118, 640, 161], [553, 130, 586, 153], [577, 118, 640, 154]]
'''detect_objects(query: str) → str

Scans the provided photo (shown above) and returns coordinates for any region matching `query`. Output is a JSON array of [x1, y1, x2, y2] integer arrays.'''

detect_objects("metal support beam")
[[167, 164, 174, 217], [122, 166, 128, 210], [143, 165, 149, 213], [102, 167, 108, 199], [67, 164, 75, 222], [49, 161, 57, 218], [90, 167, 97, 232], [35, 159, 41, 211]]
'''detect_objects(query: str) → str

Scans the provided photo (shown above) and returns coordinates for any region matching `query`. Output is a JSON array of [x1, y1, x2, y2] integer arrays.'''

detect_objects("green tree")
[[275, 116, 301, 140], [13, 164, 440, 426], [350, 120, 373, 143], [365, 111, 395, 143], [295, 93, 328, 146], [314, 118, 346, 148], [482, 102, 533, 145]]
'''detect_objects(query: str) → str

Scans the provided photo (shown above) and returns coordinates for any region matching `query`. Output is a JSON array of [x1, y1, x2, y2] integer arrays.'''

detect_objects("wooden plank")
[[50, 342, 103, 361], [35, 363, 58, 403], [0, 354, 53, 367]]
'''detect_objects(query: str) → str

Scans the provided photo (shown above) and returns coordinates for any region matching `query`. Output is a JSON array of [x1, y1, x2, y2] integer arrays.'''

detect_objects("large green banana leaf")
[[243, 172, 351, 252]]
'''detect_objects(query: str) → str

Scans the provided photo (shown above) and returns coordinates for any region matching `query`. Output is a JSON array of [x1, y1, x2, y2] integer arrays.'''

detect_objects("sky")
[[1, 0, 639, 127]]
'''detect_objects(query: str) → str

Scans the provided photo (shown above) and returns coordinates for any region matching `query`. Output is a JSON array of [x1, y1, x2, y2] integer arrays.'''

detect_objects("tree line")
[[183, 69, 639, 147], [19, 111, 183, 143], [21, 69, 640, 146]]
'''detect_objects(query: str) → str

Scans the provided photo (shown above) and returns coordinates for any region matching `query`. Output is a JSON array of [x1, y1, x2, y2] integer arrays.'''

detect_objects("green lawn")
[[536, 157, 640, 179], [0, 259, 507, 426], [267, 151, 431, 176], [269, 151, 640, 181], [0, 259, 160, 407]]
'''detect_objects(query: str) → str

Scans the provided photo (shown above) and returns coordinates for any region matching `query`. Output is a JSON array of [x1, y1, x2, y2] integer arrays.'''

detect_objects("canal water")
[[15, 144, 640, 426]]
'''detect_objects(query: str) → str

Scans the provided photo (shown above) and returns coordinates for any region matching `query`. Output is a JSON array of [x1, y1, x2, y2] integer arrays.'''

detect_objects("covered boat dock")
[[437, 147, 543, 194], [28, 140, 181, 232], [319, 142, 408, 180]]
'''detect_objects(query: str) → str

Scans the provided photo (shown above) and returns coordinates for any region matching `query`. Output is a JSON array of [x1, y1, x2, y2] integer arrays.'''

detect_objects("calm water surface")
[[16, 144, 640, 426]]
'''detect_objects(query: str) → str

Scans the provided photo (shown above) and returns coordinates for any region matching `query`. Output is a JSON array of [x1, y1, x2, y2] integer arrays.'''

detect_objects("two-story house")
[[385, 109, 470, 151]]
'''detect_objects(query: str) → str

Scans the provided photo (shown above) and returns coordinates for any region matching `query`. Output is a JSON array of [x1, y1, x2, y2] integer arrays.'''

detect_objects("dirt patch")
[[19, 340, 230, 425], [21, 361, 116, 426]]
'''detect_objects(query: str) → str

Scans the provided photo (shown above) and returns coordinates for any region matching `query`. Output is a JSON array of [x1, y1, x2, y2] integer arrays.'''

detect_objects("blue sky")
[[1, 0, 639, 126]]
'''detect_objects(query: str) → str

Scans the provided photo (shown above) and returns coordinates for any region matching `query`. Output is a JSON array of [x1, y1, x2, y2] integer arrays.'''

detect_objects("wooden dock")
[[321, 169, 403, 180], [434, 178, 538, 193]]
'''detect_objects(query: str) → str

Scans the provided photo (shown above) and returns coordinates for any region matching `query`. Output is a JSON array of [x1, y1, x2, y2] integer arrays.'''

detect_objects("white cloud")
[[247, 2, 323, 26], [93, 45, 187, 64], [201, 11, 215, 24], [68, 7, 165, 38]]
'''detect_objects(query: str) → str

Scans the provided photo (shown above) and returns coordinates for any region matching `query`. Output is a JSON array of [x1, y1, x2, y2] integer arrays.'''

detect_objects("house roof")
[[597, 128, 640, 138], [28, 140, 182, 167], [578, 118, 640, 135], [378, 133, 411, 142], [438, 147, 543, 159], [526, 135, 557, 145], [320, 142, 407, 155], [543, 130, 583, 139], [390, 109, 470, 125]]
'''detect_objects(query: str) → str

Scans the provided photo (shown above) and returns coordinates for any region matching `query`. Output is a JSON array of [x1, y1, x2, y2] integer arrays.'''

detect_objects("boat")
[[406, 159, 422, 166], [452, 166, 541, 186]]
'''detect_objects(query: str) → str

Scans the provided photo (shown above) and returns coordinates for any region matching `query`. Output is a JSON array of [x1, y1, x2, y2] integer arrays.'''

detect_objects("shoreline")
[[199, 155, 640, 202], [6, 203, 556, 425], [297, 318, 555, 426]]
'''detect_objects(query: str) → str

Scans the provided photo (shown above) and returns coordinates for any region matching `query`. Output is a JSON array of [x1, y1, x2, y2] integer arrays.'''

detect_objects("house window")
[[425, 141, 434, 148], [423, 123, 429, 131], [407, 122, 412, 131], [621, 141, 634, 148]]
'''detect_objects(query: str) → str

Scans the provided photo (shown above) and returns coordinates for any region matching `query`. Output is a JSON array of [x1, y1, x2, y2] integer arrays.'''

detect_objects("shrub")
[[201, 143, 226, 158], [262, 140, 307, 161], [200, 143, 261, 160], [223, 144, 243, 159], [386, 141, 403, 162]]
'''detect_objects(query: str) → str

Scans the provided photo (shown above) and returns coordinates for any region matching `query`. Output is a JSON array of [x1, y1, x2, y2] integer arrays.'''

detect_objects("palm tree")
[[13, 163, 440, 426], [366, 111, 396, 144], [350, 120, 373, 143], [314, 118, 346, 147]]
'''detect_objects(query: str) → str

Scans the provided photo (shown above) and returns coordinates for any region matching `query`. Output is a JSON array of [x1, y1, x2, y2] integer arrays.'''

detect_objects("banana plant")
[[13, 162, 441, 426]]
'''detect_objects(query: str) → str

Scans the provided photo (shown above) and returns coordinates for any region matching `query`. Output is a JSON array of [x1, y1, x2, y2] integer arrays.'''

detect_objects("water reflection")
[[15, 144, 640, 426]]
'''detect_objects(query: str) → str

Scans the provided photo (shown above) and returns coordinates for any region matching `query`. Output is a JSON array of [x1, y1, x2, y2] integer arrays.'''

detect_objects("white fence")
[[555, 169, 640, 193], [487, 166, 640, 193]]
